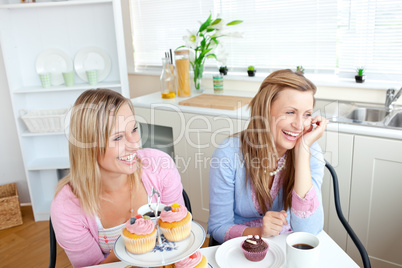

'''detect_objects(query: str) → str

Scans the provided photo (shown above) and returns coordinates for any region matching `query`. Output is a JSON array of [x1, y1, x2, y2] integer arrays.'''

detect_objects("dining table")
[[84, 230, 359, 268]]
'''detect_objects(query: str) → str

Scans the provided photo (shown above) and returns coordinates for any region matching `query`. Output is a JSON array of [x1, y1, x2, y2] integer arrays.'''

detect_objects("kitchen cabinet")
[[320, 133, 402, 268], [318, 131, 354, 252], [0, 0, 129, 221], [348, 136, 402, 268]]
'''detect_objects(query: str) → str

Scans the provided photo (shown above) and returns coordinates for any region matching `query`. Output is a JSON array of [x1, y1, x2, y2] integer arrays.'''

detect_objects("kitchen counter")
[[132, 90, 402, 140]]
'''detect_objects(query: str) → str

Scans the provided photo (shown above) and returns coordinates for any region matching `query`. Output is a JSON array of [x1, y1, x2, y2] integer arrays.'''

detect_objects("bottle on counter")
[[160, 57, 176, 99], [174, 49, 191, 97]]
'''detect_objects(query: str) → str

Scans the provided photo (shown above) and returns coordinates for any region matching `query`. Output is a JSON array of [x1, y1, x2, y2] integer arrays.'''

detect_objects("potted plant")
[[355, 67, 365, 83], [247, 65, 256, 77], [178, 14, 243, 91], [296, 66, 305, 74], [219, 66, 228, 76]]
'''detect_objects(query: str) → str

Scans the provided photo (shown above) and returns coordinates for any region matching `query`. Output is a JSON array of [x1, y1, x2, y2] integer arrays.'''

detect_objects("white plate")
[[36, 49, 73, 86], [215, 237, 285, 268], [114, 221, 206, 267], [74, 47, 111, 82]]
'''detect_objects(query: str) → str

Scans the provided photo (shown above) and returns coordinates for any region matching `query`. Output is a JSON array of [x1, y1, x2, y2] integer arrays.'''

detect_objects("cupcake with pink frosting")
[[158, 202, 192, 242], [121, 215, 156, 254], [175, 250, 208, 268]]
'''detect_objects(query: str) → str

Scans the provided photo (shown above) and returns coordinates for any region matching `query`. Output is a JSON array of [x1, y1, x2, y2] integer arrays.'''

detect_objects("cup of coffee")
[[286, 232, 320, 268], [137, 203, 166, 220]]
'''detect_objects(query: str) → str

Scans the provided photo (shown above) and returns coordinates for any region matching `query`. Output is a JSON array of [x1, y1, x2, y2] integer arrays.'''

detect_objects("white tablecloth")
[[84, 231, 359, 268]]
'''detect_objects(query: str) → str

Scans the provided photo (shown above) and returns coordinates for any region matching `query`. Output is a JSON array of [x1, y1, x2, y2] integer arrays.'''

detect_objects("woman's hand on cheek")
[[298, 116, 329, 149]]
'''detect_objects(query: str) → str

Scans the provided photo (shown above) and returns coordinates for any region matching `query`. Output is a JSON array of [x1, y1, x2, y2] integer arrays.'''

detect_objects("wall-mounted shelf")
[[21, 131, 65, 137], [0, 0, 112, 9], [13, 81, 122, 94], [0, 0, 129, 221], [27, 156, 69, 170]]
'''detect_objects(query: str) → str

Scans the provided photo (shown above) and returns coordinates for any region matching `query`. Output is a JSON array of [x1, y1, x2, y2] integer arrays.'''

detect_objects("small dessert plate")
[[215, 237, 285, 267]]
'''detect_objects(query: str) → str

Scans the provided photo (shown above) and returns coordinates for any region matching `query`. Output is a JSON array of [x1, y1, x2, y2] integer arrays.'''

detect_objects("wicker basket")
[[0, 183, 23, 230], [20, 108, 68, 133]]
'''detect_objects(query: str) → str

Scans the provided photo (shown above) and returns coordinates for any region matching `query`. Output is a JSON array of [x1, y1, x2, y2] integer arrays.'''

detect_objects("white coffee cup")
[[137, 203, 166, 218], [286, 232, 320, 268]]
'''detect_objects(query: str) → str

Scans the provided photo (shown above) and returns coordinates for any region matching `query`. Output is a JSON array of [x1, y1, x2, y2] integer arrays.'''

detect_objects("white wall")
[[0, 45, 29, 203]]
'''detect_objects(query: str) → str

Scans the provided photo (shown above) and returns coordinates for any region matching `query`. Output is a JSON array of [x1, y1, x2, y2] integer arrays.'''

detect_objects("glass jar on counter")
[[160, 57, 176, 99], [174, 49, 191, 97]]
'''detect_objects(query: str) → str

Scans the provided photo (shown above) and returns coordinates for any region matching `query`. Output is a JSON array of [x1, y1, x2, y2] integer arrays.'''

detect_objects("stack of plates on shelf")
[[36, 49, 73, 86], [35, 47, 111, 86], [74, 46, 111, 83]]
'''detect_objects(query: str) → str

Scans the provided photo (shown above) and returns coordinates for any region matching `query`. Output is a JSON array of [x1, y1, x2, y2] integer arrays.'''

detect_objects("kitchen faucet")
[[385, 87, 402, 111]]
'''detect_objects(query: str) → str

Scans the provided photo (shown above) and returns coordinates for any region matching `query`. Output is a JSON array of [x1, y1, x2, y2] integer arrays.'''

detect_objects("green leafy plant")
[[356, 67, 365, 76], [179, 14, 243, 90], [247, 65, 256, 77], [296, 66, 305, 73]]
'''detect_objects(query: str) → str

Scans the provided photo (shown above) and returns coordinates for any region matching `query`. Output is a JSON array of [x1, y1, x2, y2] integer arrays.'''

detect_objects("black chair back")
[[49, 218, 56, 268], [49, 189, 192, 268], [182, 188, 192, 214], [325, 160, 371, 268]]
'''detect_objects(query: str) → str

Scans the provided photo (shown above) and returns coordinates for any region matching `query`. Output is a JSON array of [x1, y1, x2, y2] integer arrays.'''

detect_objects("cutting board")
[[178, 94, 253, 110]]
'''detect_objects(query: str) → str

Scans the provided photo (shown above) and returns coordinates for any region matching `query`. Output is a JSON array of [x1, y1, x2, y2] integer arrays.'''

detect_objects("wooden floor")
[[0, 206, 209, 268], [0, 206, 72, 268]]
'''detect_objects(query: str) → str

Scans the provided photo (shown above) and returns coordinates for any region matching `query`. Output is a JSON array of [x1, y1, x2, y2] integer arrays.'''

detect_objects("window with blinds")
[[338, 0, 402, 80], [130, 0, 402, 80]]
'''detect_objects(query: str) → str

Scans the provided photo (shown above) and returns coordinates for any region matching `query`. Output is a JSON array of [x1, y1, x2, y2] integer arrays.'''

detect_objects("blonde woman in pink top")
[[50, 89, 184, 268]]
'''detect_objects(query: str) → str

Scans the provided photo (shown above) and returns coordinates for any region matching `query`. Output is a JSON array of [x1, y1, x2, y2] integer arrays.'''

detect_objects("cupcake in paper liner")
[[121, 215, 157, 254], [175, 250, 208, 268], [241, 235, 269, 262], [158, 203, 192, 242]]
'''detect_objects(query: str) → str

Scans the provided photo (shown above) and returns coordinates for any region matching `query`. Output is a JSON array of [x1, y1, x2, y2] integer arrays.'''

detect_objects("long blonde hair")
[[55, 88, 141, 216], [240, 69, 316, 212]]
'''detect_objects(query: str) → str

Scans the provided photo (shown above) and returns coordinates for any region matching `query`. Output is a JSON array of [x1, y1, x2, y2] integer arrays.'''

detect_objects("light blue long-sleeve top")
[[208, 136, 325, 244]]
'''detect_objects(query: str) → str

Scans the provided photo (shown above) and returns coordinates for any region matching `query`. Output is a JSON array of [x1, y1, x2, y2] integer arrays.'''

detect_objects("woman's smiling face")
[[98, 103, 140, 178], [270, 88, 314, 156]]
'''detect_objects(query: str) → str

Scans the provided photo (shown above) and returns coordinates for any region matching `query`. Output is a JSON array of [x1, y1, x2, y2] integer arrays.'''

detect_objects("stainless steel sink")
[[315, 99, 402, 129], [345, 107, 390, 122], [385, 112, 402, 128]]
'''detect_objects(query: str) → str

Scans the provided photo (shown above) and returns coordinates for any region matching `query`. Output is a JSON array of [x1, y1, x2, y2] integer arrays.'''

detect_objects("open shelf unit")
[[0, 0, 129, 221]]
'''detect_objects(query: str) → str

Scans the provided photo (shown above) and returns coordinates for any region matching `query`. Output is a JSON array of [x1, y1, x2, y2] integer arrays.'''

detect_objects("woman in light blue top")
[[208, 69, 329, 244]]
